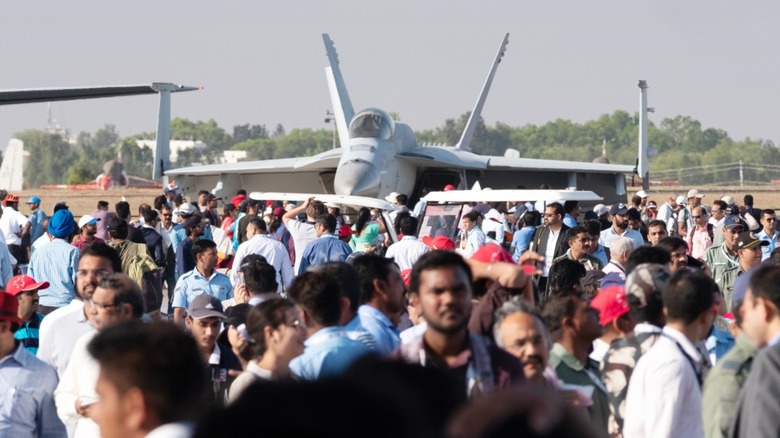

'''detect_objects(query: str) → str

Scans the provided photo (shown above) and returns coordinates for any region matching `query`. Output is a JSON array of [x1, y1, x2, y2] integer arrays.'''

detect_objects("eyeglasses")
[[88, 299, 117, 311], [692, 216, 701, 219], [76, 269, 110, 280], [765, 218, 776, 222], [543, 213, 557, 218]]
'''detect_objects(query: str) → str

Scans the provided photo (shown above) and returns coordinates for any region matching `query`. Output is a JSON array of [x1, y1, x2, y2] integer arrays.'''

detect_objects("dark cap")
[[737, 231, 770, 250], [188, 294, 225, 319], [107, 217, 126, 232], [182, 216, 207, 230], [724, 215, 747, 230], [610, 203, 629, 216]]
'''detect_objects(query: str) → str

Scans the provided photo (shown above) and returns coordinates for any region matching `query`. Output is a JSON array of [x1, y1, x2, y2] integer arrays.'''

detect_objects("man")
[[171, 203, 213, 255], [600, 263, 670, 437], [459, 210, 486, 258], [283, 197, 327, 274], [599, 203, 645, 250], [230, 217, 293, 293], [624, 269, 718, 437], [114, 201, 145, 244], [185, 294, 242, 408], [299, 213, 353, 272], [88, 321, 207, 438], [655, 196, 679, 236], [91, 200, 117, 242], [705, 215, 746, 288], [201, 193, 220, 227], [236, 259, 278, 306], [542, 289, 609, 436], [175, 216, 206, 279], [234, 199, 260, 248], [678, 188, 705, 236], [546, 258, 587, 297], [107, 217, 159, 295], [54, 273, 144, 437], [163, 181, 179, 208], [493, 297, 553, 386], [584, 219, 610, 267], [719, 231, 768, 312], [646, 219, 669, 246], [757, 208, 778, 261], [551, 225, 603, 271], [0, 194, 30, 266], [601, 236, 634, 283], [159, 205, 177, 314], [562, 200, 579, 228], [72, 214, 104, 251], [37, 243, 121, 377], [658, 236, 691, 272], [352, 255, 405, 356], [589, 285, 636, 364], [528, 202, 570, 293], [25, 195, 47, 243], [140, 209, 166, 268], [288, 271, 370, 380], [386, 192, 410, 224], [710, 200, 728, 246], [731, 265, 780, 437], [401, 251, 523, 397], [687, 206, 713, 260], [0, 288, 65, 436], [172, 239, 232, 325], [385, 216, 428, 270], [702, 268, 759, 438], [28, 209, 80, 315], [7, 274, 49, 355]]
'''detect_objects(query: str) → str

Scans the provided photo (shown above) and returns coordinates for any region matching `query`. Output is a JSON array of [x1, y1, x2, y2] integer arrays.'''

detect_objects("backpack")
[[688, 223, 714, 242], [116, 241, 164, 314]]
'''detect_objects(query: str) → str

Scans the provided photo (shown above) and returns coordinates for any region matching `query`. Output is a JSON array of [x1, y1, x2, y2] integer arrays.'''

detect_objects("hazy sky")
[[1, 1, 777, 150]]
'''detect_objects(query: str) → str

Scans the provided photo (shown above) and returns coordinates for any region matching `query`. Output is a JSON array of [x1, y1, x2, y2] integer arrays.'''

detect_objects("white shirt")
[[601, 260, 626, 280], [590, 338, 610, 363], [54, 330, 100, 438], [0, 207, 28, 246], [384, 236, 429, 271], [285, 219, 317, 274], [145, 422, 195, 438], [542, 227, 561, 276], [37, 300, 94, 377], [400, 321, 427, 345], [623, 326, 704, 438], [656, 202, 675, 234], [230, 234, 293, 293]]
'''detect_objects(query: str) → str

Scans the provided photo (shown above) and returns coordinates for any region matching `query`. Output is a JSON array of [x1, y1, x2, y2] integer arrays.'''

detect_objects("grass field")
[[9, 184, 780, 220]]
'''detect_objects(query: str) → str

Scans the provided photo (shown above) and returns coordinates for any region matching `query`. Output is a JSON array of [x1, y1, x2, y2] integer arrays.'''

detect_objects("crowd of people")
[[1, 184, 780, 438]]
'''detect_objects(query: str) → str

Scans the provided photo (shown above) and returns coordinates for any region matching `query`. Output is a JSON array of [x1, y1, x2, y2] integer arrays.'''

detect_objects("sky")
[[0, 1, 777, 150]]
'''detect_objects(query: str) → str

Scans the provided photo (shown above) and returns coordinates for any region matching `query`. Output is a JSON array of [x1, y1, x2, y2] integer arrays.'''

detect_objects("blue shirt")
[[172, 269, 233, 310], [511, 227, 535, 262], [298, 234, 352, 273], [28, 209, 47, 243], [357, 305, 401, 357], [28, 238, 80, 308], [171, 224, 213, 255], [757, 229, 779, 261], [591, 244, 609, 267], [289, 326, 370, 381], [563, 213, 578, 228], [342, 314, 377, 351], [0, 343, 65, 437], [175, 238, 195, 280], [599, 227, 645, 252], [14, 313, 44, 355]]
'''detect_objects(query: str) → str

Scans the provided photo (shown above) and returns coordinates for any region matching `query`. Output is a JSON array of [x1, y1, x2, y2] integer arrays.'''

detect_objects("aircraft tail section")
[[456, 33, 509, 151], [323, 34, 354, 150], [150, 83, 200, 180]]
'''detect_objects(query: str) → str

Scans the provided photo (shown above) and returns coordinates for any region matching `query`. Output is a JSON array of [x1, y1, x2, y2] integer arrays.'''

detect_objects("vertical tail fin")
[[456, 33, 509, 151], [151, 83, 200, 180], [323, 34, 354, 150]]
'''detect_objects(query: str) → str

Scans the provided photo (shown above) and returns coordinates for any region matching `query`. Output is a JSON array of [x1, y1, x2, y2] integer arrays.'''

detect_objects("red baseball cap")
[[470, 244, 514, 263], [443, 184, 456, 191], [590, 285, 629, 326], [6, 275, 50, 296], [338, 225, 355, 238], [422, 235, 456, 250], [231, 195, 247, 208], [0, 291, 21, 324]]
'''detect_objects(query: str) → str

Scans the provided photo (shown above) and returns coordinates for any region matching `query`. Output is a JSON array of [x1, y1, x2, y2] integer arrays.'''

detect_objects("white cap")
[[593, 204, 609, 216], [384, 192, 400, 203], [721, 195, 736, 205], [78, 215, 100, 229], [676, 195, 686, 205], [636, 190, 648, 198], [687, 189, 704, 199]]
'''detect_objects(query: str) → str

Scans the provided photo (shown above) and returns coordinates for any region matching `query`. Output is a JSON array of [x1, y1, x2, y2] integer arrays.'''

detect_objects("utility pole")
[[637, 80, 651, 191]]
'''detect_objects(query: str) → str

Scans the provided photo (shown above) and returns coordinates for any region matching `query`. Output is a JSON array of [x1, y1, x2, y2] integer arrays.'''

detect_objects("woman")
[[220, 203, 238, 240], [350, 207, 385, 252], [218, 304, 251, 371], [229, 298, 306, 403]]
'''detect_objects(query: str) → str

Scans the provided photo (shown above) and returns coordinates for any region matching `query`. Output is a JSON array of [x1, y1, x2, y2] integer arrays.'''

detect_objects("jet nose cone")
[[334, 160, 380, 198]]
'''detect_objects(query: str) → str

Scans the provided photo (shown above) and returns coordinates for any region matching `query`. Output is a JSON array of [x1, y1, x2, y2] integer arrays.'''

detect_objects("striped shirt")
[[28, 238, 80, 308], [14, 313, 44, 355]]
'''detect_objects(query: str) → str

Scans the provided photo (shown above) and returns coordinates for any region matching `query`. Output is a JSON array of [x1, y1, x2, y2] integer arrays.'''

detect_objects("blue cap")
[[48, 210, 74, 239], [25, 196, 41, 205], [724, 215, 747, 230]]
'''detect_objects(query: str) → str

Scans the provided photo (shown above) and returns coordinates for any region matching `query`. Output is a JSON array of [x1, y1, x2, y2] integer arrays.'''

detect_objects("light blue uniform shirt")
[[28, 238, 80, 308], [0, 343, 65, 437], [357, 305, 401, 357], [591, 244, 609, 267], [289, 326, 370, 380], [28, 209, 47, 243], [342, 314, 377, 351], [563, 213, 578, 229], [170, 224, 213, 255], [172, 268, 233, 310], [511, 227, 535, 262], [757, 229, 779, 261], [599, 227, 645, 252]]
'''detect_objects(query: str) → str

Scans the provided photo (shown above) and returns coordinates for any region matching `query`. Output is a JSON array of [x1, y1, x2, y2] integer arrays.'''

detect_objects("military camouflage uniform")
[[599, 323, 663, 437], [702, 334, 757, 438]]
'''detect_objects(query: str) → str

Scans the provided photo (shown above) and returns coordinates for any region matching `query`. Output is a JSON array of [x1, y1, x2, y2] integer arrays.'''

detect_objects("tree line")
[[15, 111, 780, 187]]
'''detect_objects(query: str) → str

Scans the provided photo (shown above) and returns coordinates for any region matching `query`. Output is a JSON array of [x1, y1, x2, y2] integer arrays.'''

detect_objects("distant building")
[[136, 140, 207, 163], [221, 150, 247, 164]]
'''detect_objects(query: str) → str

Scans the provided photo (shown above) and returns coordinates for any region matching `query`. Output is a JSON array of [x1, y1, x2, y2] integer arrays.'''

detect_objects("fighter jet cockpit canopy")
[[349, 108, 394, 140]]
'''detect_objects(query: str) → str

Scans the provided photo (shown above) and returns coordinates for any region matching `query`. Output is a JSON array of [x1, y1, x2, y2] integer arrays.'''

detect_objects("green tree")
[[17, 130, 76, 187]]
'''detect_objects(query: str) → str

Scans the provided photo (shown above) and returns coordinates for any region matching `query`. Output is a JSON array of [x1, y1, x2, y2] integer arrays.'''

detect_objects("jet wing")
[[166, 148, 344, 176], [487, 156, 634, 173], [0, 84, 197, 105], [423, 189, 603, 204], [398, 147, 488, 170], [248, 192, 398, 211]]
